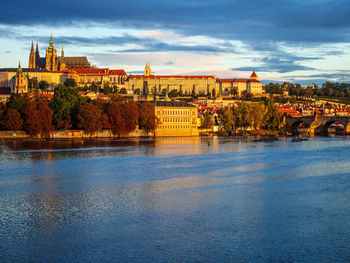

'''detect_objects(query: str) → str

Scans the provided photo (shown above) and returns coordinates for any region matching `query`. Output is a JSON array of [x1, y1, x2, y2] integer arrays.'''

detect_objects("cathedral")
[[28, 35, 91, 71]]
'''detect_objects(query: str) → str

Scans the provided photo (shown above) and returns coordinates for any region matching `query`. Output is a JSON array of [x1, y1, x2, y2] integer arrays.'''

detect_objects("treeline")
[[265, 81, 350, 99], [219, 99, 280, 135], [0, 85, 157, 138]]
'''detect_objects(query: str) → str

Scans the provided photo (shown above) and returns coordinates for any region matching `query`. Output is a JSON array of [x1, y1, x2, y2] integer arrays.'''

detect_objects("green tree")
[[64, 78, 77, 88], [168, 89, 179, 98], [39, 80, 50, 93], [6, 94, 28, 117], [249, 103, 266, 130], [263, 98, 280, 130], [50, 85, 87, 129], [28, 77, 39, 92], [200, 111, 213, 129], [220, 107, 235, 134], [134, 88, 141, 95], [211, 89, 216, 98], [119, 88, 127, 94]]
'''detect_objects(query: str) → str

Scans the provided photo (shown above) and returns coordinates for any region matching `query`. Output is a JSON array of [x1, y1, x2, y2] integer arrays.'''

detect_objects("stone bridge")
[[281, 115, 350, 135]]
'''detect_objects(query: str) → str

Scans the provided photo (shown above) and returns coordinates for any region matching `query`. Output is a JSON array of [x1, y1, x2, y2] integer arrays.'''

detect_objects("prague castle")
[[0, 35, 263, 97], [28, 35, 91, 71]]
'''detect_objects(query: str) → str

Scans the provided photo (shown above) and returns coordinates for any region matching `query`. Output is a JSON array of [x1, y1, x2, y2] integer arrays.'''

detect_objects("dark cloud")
[[165, 61, 174, 65], [1, 0, 350, 44]]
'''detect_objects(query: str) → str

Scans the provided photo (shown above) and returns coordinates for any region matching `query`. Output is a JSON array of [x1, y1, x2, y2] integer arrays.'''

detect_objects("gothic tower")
[[45, 34, 58, 71], [145, 63, 151, 76], [35, 41, 40, 68], [29, 41, 36, 69]]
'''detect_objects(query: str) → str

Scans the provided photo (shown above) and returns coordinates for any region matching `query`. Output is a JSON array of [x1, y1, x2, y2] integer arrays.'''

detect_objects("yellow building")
[[155, 101, 199, 136], [127, 64, 219, 96], [219, 71, 263, 96]]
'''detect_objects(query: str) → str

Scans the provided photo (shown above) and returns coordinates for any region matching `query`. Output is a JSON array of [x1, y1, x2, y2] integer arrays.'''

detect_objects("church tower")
[[35, 42, 40, 68], [29, 41, 36, 69], [45, 34, 58, 71], [15, 62, 28, 94], [145, 63, 151, 76]]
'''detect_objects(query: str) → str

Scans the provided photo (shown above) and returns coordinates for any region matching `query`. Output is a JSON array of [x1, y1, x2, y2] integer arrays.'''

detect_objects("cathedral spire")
[[17, 61, 22, 73], [61, 44, 64, 57], [48, 34, 54, 51], [31, 41, 34, 51]]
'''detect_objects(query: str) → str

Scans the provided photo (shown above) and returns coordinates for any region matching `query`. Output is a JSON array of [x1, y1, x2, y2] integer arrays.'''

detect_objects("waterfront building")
[[127, 64, 219, 96], [29, 35, 91, 71], [154, 101, 199, 136]]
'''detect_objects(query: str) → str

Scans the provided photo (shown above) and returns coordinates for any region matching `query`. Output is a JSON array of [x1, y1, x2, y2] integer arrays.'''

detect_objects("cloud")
[[1, 0, 350, 45]]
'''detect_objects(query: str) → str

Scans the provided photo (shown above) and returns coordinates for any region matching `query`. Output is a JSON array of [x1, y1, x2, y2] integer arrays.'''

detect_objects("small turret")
[[61, 44, 64, 57], [48, 33, 54, 51], [250, 71, 258, 81]]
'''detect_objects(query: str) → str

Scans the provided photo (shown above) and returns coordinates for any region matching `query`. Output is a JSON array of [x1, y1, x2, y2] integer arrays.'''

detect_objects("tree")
[[39, 80, 50, 93], [249, 103, 266, 130], [122, 101, 139, 133], [138, 102, 157, 132], [220, 107, 235, 134], [89, 82, 99, 92], [200, 111, 213, 129], [64, 78, 77, 88], [161, 89, 167, 96], [50, 85, 87, 129], [233, 102, 251, 130], [263, 98, 280, 130], [191, 87, 197, 97], [1, 108, 23, 131], [77, 103, 102, 135], [134, 88, 141, 95], [119, 88, 127, 94], [168, 89, 178, 98], [211, 89, 216, 98], [106, 101, 126, 136], [229, 87, 238, 97], [28, 77, 39, 91], [24, 98, 53, 138]]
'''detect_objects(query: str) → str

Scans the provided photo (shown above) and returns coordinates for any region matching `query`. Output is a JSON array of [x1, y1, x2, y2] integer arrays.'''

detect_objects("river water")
[[1, 137, 350, 262]]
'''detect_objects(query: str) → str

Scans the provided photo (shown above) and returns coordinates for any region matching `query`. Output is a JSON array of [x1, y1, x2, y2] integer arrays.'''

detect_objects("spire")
[[36, 41, 39, 52], [61, 44, 64, 57], [17, 61, 22, 74], [48, 33, 54, 51], [31, 41, 34, 51]]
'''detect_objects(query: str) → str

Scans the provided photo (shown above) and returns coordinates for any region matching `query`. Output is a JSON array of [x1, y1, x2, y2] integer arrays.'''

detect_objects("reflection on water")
[[1, 137, 350, 262]]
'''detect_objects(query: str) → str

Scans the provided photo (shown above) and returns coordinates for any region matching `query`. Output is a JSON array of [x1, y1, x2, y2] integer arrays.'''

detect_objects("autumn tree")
[[138, 102, 157, 132], [200, 111, 213, 129], [1, 108, 23, 131], [249, 103, 266, 130], [24, 98, 53, 138], [123, 101, 139, 133], [77, 103, 102, 135], [106, 101, 126, 136]]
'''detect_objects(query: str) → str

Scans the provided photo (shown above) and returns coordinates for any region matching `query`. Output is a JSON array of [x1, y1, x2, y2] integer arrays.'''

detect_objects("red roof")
[[109, 70, 127, 76], [250, 71, 257, 78], [130, 75, 216, 79]]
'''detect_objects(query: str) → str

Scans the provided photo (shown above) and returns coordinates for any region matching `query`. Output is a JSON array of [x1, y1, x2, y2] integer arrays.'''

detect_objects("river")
[[1, 137, 350, 262]]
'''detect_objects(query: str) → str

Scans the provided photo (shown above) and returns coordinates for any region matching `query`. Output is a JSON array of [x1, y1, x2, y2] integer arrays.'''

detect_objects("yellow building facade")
[[155, 101, 199, 136], [127, 64, 219, 96], [219, 71, 263, 96]]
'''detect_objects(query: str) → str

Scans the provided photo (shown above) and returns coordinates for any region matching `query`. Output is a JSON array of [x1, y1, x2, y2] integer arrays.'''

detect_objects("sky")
[[0, 0, 350, 86]]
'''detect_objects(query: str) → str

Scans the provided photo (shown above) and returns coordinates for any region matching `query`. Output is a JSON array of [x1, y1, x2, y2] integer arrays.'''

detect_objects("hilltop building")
[[127, 63, 219, 96], [28, 35, 91, 71], [218, 71, 263, 96]]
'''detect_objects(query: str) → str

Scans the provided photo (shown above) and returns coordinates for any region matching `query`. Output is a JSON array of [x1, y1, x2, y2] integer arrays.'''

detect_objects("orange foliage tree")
[[138, 102, 157, 132], [77, 103, 102, 135], [1, 108, 23, 131], [24, 98, 53, 138]]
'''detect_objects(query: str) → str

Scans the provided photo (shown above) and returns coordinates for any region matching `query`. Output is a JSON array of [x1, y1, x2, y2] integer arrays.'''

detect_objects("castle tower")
[[15, 62, 28, 94], [145, 62, 151, 76], [45, 34, 58, 71], [250, 71, 259, 81], [35, 41, 40, 68], [61, 44, 64, 57], [29, 41, 36, 69]]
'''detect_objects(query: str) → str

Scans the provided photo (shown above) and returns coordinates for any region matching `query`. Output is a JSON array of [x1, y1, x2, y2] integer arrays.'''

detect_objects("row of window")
[[158, 125, 196, 130], [162, 117, 190, 123], [158, 110, 195, 116]]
